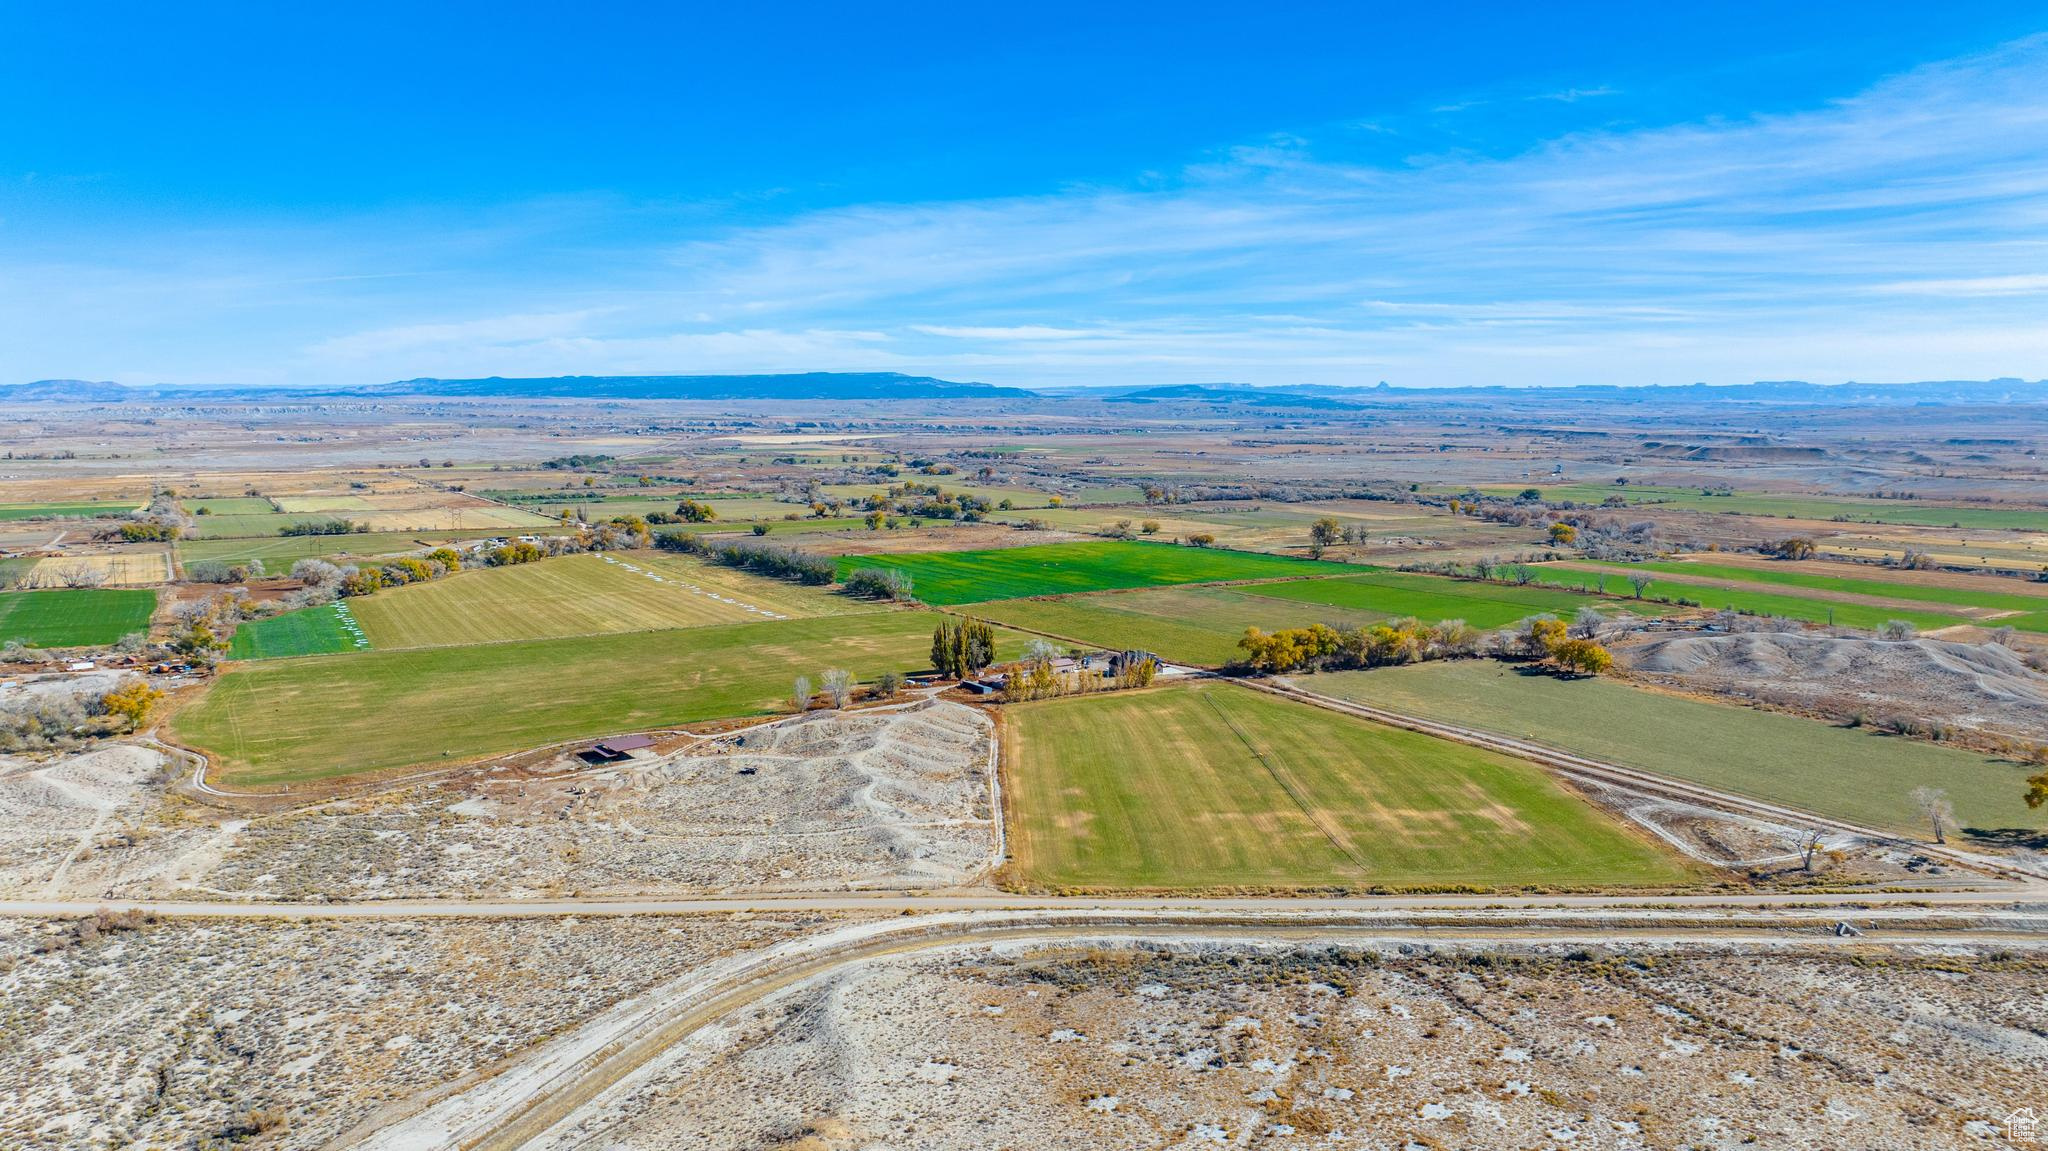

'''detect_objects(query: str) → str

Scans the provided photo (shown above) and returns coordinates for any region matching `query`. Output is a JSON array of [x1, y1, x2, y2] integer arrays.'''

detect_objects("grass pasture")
[[0, 500, 140, 521], [177, 531, 459, 573], [1560, 558, 2048, 632], [1543, 563, 1978, 632], [835, 540, 1362, 605], [229, 602, 367, 660], [1305, 661, 2048, 838], [0, 588, 156, 647], [969, 585, 1392, 665], [176, 612, 1022, 786], [187, 497, 280, 516], [1002, 682, 1690, 890], [182, 513, 324, 539], [349, 553, 868, 649], [1244, 570, 1682, 629]]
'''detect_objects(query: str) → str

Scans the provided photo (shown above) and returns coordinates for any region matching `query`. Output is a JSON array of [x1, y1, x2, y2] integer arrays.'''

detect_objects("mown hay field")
[[836, 540, 1363, 606], [176, 611, 1023, 786], [22, 552, 172, 588], [0, 588, 156, 647], [349, 553, 871, 649], [1304, 661, 2048, 836], [1002, 681, 1690, 890], [1244, 569, 1682, 629]]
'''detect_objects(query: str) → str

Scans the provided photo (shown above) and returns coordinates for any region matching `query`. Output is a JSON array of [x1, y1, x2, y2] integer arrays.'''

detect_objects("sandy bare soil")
[[0, 912, 866, 1151], [534, 937, 2048, 1150], [1624, 631, 2048, 743], [0, 700, 997, 902]]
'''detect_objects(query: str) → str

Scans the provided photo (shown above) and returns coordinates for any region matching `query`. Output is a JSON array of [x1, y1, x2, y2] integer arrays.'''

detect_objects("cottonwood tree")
[[1799, 829, 1827, 872], [1626, 573, 1654, 599], [60, 563, 109, 589], [1910, 786, 1953, 844], [791, 675, 812, 713], [1571, 606, 1605, 639], [821, 668, 853, 709], [1309, 517, 1343, 558]]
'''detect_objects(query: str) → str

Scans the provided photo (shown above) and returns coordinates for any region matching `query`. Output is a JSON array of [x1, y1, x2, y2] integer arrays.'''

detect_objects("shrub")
[[280, 519, 364, 537], [655, 533, 834, 584], [119, 521, 180, 542], [291, 558, 345, 586], [99, 679, 165, 729], [841, 567, 915, 601]]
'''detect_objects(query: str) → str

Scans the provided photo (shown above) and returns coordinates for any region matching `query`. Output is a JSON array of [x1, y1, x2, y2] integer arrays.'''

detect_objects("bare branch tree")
[[60, 563, 109, 589], [821, 668, 853, 709], [791, 675, 812, 713], [1909, 786, 1953, 844], [1799, 829, 1827, 872]]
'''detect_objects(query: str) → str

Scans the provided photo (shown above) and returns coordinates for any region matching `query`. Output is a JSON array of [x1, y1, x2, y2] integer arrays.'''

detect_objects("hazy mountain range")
[[3, 373, 2044, 407]]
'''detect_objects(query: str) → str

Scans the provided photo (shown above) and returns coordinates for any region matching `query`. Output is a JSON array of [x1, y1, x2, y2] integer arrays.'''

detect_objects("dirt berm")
[[1625, 631, 2048, 742]]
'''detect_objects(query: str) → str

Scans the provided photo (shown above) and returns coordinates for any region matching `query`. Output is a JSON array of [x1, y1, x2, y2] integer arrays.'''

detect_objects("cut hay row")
[[597, 553, 787, 620]]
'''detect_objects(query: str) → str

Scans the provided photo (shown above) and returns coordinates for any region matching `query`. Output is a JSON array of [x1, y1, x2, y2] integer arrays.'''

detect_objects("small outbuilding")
[[579, 733, 656, 763]]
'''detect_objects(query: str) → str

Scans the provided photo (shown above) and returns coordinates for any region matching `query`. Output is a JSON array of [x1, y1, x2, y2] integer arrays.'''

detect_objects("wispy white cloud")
[[1869, 273, 2048, 297], [1526, 85, 1619, 103], [5, 35, 2046, 387]]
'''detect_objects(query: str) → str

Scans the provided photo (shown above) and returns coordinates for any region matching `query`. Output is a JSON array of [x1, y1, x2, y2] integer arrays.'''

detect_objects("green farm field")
[[0, 588, 156, 647], [177, 611, 1023, 787], [0, 500, 140, 521], [228, 602, 366, 660], [1541, 564, 1977, 632], [1558, 558, 2048, 631], [186, 497, 279, 516], [177, 531, 457, 572], [1001, 682, 1690, 890], [181, 512, 328, 539], [349, 553, 867, 649], [1304, 661, 2048, 837], [1244, 570, 1683, 629], [836, 540, 1363, 606], [968, 585, 1392, 665]]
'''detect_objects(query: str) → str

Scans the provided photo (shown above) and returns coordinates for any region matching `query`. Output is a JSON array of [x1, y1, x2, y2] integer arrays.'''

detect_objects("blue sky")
[[4, 2, 2046, 388]]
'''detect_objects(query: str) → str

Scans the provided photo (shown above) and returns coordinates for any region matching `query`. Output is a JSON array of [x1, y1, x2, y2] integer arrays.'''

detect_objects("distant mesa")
[[1098, 384, 1369, 410], [377, 372, 1039, 400]]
